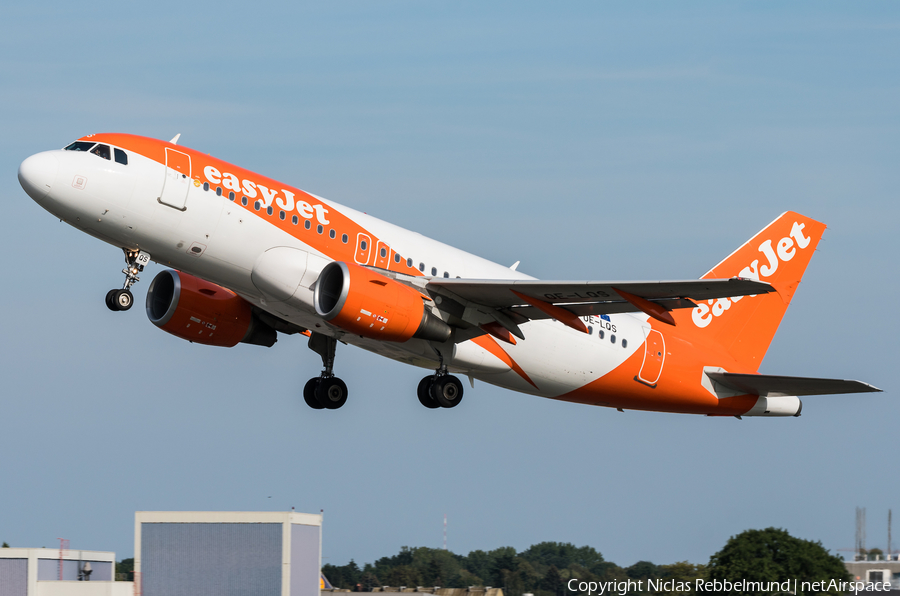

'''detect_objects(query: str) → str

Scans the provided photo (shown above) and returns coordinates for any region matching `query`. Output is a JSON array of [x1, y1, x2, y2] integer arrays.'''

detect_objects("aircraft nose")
[[18, 151, 59, 202]]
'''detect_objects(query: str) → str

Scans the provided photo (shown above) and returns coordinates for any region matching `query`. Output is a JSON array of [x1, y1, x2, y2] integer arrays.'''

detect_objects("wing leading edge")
[[426, 277, 774, 308], [420, 276, 774, 341]]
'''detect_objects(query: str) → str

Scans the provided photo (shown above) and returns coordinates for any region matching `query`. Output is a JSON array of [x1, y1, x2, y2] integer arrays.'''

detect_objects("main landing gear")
[[300, 334, 464, 411], [106, 249, 151, 312], [303, 333, 349, 410], [417, 352, 464, 409]]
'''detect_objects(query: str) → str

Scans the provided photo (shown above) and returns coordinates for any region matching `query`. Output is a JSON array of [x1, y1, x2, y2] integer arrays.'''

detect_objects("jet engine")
[[146, 270, 276, 347], [314, 261, 451, 342]]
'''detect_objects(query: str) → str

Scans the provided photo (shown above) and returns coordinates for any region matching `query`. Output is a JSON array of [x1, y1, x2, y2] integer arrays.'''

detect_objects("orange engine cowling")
[[145, 270, 276, 347], [314, 261, 451, 342]]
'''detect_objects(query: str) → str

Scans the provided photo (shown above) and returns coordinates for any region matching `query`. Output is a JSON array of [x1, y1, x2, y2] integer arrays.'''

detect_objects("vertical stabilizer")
[[672, 211, 826, 370]]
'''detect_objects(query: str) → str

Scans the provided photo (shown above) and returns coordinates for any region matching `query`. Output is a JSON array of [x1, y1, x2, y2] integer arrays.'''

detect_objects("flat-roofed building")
[[0, 547, 131, 596], [134, 511, 321, 596], [845, 558, 900, 589]]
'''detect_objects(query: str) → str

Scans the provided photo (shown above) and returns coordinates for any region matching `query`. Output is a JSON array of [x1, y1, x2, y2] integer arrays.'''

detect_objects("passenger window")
[[599, 329, 605, 339], [443, 272, 449, 278], [317, 224, 324, 234], [228, 191, 235, 201], [329, 229, 336, 239], [431, 267, 437, 276], [360, 240, 367, 250], [65, 141, 95, 152], [254, 201, 260, 211], [305, 220, 311, 230], [610, 334, 616, 344], [279, 211, 286, 220], [622, 339, 628, 348], [407, 258, 413, 267], [292, 215, 298, 225], [241, 196, 248, 206], [394, 254, 401, 263], [419, 263, 425, 272], [114, 148, 128, 165], [342, 234, 349, 244], [203, 182, 210, 191], [588, 326, 593, 335], [380, 248, 387, 258], [266, 206, 273, 216], [90, 144, 111, 160], [217, 187, 223, 196]]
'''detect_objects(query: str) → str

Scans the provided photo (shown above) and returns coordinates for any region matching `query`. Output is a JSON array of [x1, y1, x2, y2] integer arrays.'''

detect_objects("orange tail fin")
[[672, 211, 826, 371]]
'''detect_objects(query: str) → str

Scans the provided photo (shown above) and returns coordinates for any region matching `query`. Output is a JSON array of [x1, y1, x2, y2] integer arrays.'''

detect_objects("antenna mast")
[[443, 514, 447, 551], [856, 507, 867, 560], [889, 509, 893, 557], [57, 538, 69, 580]]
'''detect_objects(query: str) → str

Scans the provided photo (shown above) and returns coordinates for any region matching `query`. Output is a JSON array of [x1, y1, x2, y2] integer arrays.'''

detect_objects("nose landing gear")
[[304, 332, 349, 409], [106, 249, 151, 312]]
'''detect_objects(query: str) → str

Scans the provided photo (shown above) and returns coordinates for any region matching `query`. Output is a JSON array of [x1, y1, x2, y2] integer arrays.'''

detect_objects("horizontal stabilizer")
[[706, 372, 882, 397]]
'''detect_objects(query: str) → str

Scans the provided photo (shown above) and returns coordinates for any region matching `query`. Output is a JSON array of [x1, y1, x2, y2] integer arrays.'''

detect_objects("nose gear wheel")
[[106, 249, 150, 312]]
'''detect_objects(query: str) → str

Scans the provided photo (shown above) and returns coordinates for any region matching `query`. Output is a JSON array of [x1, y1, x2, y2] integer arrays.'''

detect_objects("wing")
[[706, 372, 882, 397], [422, 277, 774, 341]]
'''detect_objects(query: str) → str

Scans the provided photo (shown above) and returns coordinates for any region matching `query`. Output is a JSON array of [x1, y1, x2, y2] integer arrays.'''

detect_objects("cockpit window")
[[114, 148, 128, 165], [65, 141, 96, 152], [90, 144, 111, 160]]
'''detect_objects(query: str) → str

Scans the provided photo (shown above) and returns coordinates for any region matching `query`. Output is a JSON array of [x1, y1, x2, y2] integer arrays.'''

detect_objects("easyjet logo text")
[[692, 221, 811, 328], [203, 166, 330, 225]]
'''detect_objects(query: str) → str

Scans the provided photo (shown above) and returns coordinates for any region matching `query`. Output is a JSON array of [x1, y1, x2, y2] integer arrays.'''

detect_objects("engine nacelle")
[[314, 261, 451, 343], [146, 270, 276, 347]]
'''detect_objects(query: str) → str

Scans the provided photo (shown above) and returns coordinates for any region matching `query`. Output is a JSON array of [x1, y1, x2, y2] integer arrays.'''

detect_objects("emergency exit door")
[[635, 327, 665, 387]]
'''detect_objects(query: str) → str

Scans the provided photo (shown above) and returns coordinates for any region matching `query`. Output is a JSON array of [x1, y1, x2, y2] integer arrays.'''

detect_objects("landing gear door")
[[635, 326, 665, 388], [158, 148, 191, 211]]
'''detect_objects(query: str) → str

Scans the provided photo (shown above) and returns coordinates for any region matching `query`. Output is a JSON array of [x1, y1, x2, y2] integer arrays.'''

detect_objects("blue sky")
[[1, 2, 897, 568]]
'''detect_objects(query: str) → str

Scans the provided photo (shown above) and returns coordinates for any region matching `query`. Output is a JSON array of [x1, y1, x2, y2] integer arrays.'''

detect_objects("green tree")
[[486, 546, 518, 587], [1, 542, 9, 548], [626, 561, 659, 581], [652, 562, 707, 595], [520, 542, 606, 572], [707, 528, 849, 596], [323, 560, 362, 589], [383, 564, 420, 587], [539, 565, 565, 596], [361, 567, 379, 591], [115, 558, 134, 580], [455, 568, 485, 587]]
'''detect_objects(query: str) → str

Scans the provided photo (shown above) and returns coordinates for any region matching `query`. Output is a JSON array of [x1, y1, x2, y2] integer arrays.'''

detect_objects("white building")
[[0, 547, 132, 596], [134, 511, 322, 596]]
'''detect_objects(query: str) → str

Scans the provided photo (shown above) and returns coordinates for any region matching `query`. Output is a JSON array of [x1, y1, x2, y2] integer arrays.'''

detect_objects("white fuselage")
[[22, 142, 645, 400]]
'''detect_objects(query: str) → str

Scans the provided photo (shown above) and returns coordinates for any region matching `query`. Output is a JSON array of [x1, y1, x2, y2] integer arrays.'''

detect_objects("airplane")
[[17, 133, 880, 416]]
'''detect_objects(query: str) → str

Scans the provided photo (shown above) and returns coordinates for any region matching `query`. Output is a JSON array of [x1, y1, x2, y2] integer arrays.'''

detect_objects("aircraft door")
[[374, 241, 391, 269], [636, 327, 665, 388], [355, 233, 372, 265], [158, 148, 191, 210]]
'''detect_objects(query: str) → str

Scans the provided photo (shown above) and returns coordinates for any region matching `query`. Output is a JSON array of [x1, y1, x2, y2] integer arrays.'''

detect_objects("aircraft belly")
[[492, 316, 645, 398]]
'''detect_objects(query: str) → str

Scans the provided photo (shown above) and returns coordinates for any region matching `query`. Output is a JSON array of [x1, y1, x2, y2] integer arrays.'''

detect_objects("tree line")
[[322, 528, 851, 596]]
